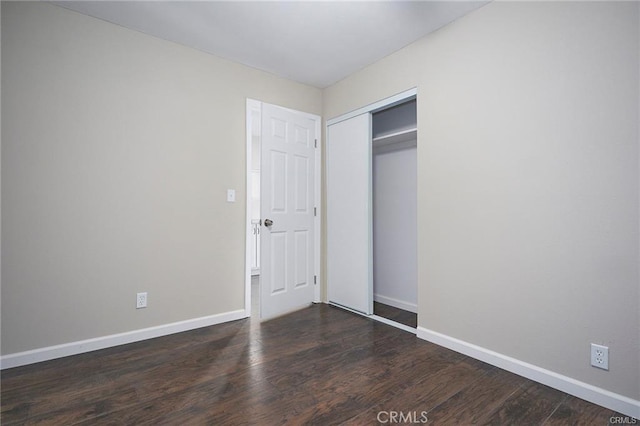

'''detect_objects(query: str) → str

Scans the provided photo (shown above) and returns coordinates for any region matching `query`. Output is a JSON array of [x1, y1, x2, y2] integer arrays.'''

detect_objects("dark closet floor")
[[374, 301, 417, 328]]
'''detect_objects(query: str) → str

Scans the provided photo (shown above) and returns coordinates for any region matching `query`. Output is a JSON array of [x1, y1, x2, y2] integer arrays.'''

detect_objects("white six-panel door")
[[326, 113, 373, 315], [260, 104, 316, 319]]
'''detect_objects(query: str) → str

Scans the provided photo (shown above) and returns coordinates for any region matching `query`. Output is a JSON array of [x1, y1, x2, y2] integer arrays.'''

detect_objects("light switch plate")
[[227, 189, 236, 202]]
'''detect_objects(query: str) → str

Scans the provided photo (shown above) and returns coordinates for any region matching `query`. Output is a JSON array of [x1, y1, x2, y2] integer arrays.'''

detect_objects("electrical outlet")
[[136, 292, 147, 309], [590, 343, 609, 370]]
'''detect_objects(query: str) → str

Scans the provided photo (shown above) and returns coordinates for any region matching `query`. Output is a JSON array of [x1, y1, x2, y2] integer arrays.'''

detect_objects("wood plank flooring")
[[1, 304, 630, 425]]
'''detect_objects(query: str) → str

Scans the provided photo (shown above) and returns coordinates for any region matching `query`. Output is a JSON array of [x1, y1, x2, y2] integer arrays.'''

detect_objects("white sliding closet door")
[[326, 113, 373, 315]]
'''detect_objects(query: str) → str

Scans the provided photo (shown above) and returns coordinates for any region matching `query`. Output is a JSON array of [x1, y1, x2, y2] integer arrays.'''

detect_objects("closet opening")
[[371, 99, 417, 330], [326, 88, 417, 333]]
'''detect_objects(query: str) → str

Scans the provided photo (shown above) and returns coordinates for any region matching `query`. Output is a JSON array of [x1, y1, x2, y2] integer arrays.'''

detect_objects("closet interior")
[[371, 99, 417, 328]]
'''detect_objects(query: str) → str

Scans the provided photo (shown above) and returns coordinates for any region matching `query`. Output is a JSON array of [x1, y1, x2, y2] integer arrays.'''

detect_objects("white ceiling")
[[52, 1, 488, 88]]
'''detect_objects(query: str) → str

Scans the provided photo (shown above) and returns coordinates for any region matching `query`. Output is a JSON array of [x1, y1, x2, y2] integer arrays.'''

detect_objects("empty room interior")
[[1, 1, 639, 424]]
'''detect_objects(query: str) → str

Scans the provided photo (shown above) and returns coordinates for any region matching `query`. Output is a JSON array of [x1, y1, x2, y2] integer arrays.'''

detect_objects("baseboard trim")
[[373, 293, 417, 313], [0, 309, 248, 370], [416, 326, 640, 419]]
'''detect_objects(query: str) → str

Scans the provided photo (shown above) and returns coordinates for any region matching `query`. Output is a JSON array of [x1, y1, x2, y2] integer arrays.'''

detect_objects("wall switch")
[[227, 189, 236, 202], [590, 343, 609, 370], [136, 292, 147, 309]]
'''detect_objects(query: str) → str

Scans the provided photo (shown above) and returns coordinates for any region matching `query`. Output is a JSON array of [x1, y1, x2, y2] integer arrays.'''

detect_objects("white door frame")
[[245, 99, 321, 317]]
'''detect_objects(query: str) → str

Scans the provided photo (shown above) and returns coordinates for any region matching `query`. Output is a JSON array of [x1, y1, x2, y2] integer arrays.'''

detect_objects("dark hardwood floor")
[[1, 303, 629, 425], [374, 302, 417, 329]]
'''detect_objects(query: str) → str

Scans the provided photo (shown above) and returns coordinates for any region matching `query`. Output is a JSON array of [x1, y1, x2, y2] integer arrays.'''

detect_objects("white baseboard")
[[374, 293, 417, 313], [416, 326, 640, 420], [0, 309, 248, 370]]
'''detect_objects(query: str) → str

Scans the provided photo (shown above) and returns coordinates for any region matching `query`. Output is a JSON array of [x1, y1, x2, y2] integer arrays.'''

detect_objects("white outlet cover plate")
[[590, 343, 609, 370], [136, 292, 148, 309]]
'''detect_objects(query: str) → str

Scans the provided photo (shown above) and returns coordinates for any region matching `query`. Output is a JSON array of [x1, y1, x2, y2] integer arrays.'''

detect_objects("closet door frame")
[[326, 87, 417, 316], [326, 88, 417, 127]]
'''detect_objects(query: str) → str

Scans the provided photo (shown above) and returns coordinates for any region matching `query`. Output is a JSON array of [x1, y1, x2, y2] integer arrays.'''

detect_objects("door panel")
[[269, 231, 287, 294], [326, 113, 373, 315], [294, 155, 309, 212], [294, 230, 309, 288], [261, 104, 316, 319], [270, 151, 287, 212]]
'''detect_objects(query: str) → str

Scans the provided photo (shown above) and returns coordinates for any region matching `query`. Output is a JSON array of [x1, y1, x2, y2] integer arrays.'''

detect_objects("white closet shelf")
[[372, 128, 417, 148]]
